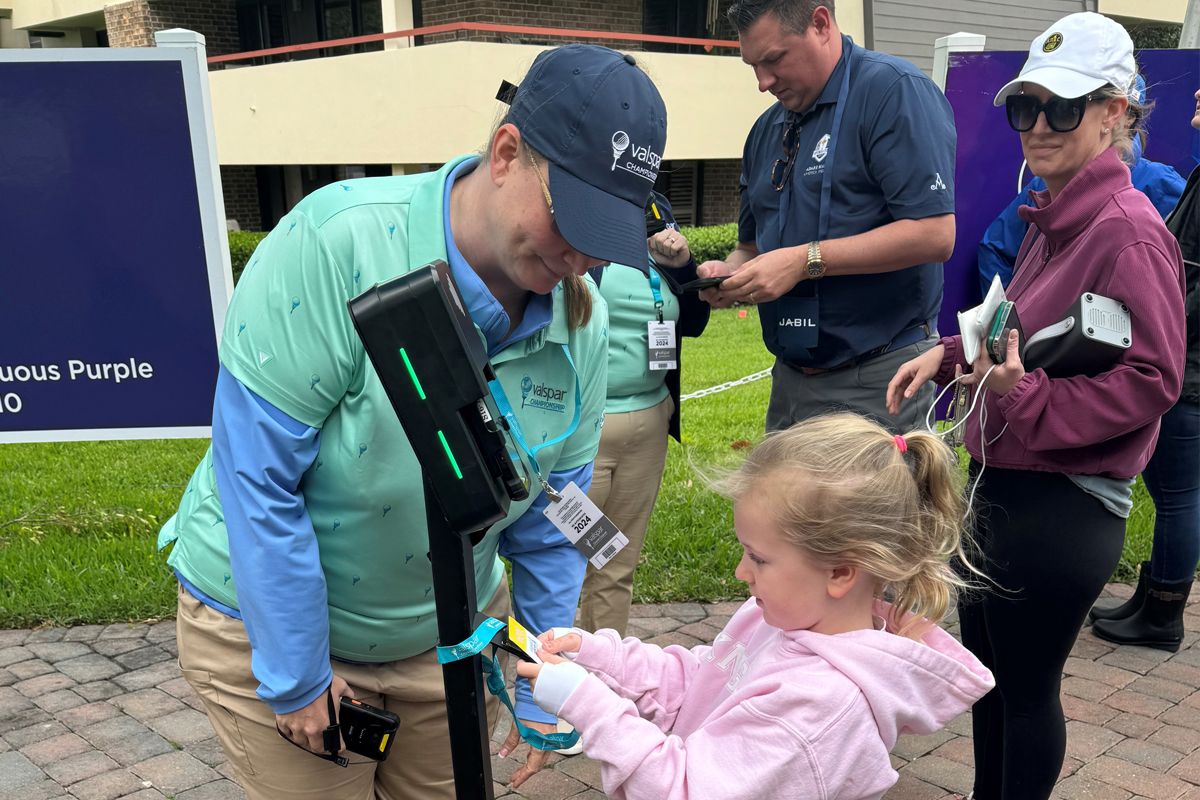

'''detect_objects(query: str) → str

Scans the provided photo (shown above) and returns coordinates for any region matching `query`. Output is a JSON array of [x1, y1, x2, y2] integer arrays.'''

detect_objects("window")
[[653, 160, 700, 227], [235, 0, 383, 63]]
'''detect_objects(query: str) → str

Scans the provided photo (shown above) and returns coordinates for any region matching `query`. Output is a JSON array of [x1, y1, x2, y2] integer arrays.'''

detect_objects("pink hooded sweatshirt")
[[554, 598, 994, 800]]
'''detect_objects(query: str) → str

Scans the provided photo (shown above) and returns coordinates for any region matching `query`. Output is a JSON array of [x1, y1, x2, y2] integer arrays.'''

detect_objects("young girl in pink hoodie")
[[514, 413, 995, 799]]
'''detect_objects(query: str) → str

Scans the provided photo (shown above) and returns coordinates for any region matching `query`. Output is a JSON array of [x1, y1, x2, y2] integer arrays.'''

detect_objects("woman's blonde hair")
[[481, 118, 593, 329], [712, 413, 974, 635], [1097, 78, 1151, 164]]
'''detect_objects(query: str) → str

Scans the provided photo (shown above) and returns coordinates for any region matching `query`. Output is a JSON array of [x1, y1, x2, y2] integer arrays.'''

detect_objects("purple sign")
[[0, 44, 232, 443], [941, 48, 1199, 335]]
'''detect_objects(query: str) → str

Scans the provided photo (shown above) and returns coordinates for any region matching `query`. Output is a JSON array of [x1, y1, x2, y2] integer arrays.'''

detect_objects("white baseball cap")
[[993, 12, 1136, 106]]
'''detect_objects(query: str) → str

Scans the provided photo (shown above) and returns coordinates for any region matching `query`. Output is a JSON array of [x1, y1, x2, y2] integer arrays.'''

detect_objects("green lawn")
[[0, 307, 1154, 628]]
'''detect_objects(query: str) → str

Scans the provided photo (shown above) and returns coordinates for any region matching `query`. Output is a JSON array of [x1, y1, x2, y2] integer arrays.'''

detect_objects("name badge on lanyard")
[[770, 47, 854, 358], [646, 266, 677, 371], [542, 481, 630, 569]]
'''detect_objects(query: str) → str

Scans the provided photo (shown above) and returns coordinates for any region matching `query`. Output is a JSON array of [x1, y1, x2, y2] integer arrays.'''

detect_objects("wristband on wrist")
[[531, 661, 588, 716]]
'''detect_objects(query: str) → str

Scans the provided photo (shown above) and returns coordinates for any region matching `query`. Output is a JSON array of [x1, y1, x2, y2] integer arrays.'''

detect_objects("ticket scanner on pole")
[[348, 261, 529, 800]]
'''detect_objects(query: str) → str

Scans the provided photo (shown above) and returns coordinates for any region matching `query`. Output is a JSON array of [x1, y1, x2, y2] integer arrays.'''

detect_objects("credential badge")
[[812, 133, 830, 163]]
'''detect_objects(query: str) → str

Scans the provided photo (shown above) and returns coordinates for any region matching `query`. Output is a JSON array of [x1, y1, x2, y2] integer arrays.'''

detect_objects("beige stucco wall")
[[1099, 0, 1189, 24], [10, 0, 106, 28], [838, 0, 866, 45], [0, 16, 30, 47], [209, 40, 774, 165]]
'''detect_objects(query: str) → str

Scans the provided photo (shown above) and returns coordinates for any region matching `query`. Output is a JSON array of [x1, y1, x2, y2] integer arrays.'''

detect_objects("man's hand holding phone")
[[695, 260, 736, 305]]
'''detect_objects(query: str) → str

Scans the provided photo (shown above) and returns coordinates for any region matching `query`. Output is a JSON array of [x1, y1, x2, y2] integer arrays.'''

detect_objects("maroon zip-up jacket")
[[936, 148, 1185, 478]]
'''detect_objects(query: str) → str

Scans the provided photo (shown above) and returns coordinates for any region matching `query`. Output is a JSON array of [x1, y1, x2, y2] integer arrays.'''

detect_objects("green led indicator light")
[[399, 348, 426, 400], [437, 430, 463, 479]]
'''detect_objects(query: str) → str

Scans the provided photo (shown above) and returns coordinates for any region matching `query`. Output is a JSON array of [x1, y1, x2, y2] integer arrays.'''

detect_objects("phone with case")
[[985, 301, 1024, 364]]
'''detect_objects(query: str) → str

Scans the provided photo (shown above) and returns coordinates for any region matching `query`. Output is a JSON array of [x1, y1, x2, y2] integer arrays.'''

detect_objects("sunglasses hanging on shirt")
[[1005, 92, 1101, 133], [770, 114, 802, 191]]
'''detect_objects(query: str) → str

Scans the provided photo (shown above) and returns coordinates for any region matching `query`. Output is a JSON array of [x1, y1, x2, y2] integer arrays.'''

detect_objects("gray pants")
[[765, 335, 938, 434]]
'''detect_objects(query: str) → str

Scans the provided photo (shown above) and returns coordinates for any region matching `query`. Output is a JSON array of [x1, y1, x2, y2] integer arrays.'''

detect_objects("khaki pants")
[[176, 582, 508, 800], [578, 396, 672, 636]]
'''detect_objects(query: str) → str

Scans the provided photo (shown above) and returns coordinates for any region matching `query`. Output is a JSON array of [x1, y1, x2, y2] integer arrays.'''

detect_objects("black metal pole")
[[425, 479, 494, 800]]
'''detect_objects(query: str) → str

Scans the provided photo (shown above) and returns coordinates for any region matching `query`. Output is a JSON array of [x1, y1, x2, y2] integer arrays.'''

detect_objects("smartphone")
[[985, 301, 1024, 365], [339, 697, 400, 762], [677, 276, 727, 292]]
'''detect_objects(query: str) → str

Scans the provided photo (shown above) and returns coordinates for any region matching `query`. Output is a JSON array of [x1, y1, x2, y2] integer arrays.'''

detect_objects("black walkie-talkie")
[[339, 697, 400, 762]]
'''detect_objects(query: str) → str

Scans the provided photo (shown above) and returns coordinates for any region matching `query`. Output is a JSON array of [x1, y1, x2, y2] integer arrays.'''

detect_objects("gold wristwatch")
[[806, 240, 826, 279]]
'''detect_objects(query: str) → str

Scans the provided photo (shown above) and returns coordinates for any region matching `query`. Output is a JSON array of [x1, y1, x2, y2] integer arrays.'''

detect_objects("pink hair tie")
[[894, 434, 908, 454]]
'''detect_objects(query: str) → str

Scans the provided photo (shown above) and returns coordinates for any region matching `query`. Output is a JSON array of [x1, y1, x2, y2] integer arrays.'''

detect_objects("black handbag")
[[1024, 292, 1131, 378]]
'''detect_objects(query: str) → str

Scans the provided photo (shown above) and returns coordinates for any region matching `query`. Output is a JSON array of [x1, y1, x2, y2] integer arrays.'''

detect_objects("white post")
[[381, 0, 416, 50], [155, 28, 235, 334], [932, 32, 986, 92], [1181, 0, 1199, 49]]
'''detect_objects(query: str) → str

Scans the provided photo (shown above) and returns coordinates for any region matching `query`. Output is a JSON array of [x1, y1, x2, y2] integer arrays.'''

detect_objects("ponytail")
[[562, 274, 593, 329], [885, 430, 975, 636]]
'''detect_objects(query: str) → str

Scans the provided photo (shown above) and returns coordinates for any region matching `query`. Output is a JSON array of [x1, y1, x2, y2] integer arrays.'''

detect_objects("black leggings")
[[959, 465, 1125, 800]]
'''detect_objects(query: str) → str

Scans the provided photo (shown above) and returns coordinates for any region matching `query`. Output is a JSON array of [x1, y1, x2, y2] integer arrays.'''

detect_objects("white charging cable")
[[924, 362, 1006, 519]]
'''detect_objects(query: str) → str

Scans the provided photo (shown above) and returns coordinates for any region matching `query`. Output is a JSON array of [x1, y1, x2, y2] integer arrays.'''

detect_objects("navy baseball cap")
[[506, 45, 668, 269]]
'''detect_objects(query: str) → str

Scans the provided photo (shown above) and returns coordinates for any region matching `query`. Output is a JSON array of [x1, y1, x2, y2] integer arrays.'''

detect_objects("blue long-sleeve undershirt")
[[500, 463, 591, 724], [207, 364, 331, 714]]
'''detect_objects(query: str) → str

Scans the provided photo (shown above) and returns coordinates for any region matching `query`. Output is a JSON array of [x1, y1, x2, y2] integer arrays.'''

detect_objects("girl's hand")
[[961, 330, 1025, 395], [886, 344, 946, 415], [538, 630, 582, 657], [515, 661, 543, 680]]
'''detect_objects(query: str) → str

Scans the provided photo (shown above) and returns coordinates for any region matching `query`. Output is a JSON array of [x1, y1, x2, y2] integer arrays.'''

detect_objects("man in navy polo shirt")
[[699, 0, 956, 432]]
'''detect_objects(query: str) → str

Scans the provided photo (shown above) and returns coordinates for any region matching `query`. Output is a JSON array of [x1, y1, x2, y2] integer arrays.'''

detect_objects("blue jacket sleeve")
[[499, 462, 593, 724], [211, 364, 333, 715], [976, 178, 1045, 297], [1130, 158, 1186, 219]]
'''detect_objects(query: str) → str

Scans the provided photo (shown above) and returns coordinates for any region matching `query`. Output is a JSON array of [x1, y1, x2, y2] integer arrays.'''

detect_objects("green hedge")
[[226, 221, 738, 284], [679, 222, 738, 265], [228, 230, 269, 284]]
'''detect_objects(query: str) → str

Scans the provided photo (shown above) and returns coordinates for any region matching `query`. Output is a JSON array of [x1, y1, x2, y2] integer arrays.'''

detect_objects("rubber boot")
[[1092, 577, 1192, 652], [1088, 561, 1149, 623]]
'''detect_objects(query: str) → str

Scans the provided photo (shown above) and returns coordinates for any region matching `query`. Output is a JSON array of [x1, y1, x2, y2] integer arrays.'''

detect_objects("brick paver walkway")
[[1, 584, 1196, 800]]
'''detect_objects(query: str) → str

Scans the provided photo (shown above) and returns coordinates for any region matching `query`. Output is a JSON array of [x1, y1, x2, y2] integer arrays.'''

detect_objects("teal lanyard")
[[436, 618, 582, 752], [487, 344, 581, 500], [647, 264, 665, 323]]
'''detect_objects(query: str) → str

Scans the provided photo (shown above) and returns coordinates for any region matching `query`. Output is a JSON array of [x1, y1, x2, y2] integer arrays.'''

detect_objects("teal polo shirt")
[[159, 157, 608, 666], [599, 264, 679, 413]]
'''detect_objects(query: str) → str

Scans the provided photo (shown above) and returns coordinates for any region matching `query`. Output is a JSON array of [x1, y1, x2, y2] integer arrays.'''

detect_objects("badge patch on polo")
[[520, 374, 568, 414], [1043, 33, 1063, 52], [812, 133, 831, 163]]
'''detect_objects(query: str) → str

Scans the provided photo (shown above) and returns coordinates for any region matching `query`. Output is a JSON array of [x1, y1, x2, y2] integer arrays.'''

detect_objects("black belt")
[[794, 322, 933, 376]]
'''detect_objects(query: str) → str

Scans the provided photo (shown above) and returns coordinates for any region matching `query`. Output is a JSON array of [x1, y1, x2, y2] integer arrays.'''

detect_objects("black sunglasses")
[[770, 115, 802, 191], [1005, 93, 1101, 133]]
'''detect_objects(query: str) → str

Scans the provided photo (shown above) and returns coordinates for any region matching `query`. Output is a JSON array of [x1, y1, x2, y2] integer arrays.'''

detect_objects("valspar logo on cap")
[[610, 129, 661, 182], [611, 131, 630, 168]]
